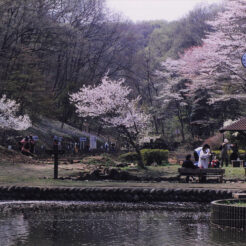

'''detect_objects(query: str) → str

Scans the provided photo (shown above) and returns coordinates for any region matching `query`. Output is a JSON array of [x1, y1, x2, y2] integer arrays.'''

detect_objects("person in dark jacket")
[[220, 139, 230, 167], [182, 154, 197, 169], [230, 143, 239, 162], [182, 154, 198, 182], [29, 136, 35, 154]]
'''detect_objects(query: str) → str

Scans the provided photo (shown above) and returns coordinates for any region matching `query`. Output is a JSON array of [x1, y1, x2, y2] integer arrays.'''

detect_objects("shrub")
[[212, 149, 246, 161], [119, 149, 169, 165], [141, 149, 169, 165], [119, 152, 139, 162], [212, 150, 221, 159], [239, 149, 246, 155]]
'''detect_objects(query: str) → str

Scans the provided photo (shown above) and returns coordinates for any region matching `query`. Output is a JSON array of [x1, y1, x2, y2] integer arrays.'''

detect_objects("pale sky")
[[107, 0, 223, 22]]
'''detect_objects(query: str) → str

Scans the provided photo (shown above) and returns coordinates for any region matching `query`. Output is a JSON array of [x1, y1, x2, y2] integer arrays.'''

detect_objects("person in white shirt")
[[198, 144, 211, 169], [194, 146, 203, 166]]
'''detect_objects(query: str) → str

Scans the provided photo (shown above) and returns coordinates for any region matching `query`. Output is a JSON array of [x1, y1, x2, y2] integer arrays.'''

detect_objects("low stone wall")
[[0, 186, 236, 203]]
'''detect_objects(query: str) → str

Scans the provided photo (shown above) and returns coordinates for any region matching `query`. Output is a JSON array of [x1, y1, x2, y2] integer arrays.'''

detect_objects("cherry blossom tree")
[[155, 0, 246, 139], [179, 0, 246, 103], [70, 75, 150, 168], [0, 95, 31, 130], [154, 60, 192, 142]]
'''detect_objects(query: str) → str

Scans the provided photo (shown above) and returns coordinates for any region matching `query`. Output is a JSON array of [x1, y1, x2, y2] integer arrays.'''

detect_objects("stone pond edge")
[[0, 186, 241, 203]]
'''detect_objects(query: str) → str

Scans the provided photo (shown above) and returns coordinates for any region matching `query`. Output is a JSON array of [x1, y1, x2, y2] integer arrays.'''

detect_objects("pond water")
[[0, 201, 245, 246]]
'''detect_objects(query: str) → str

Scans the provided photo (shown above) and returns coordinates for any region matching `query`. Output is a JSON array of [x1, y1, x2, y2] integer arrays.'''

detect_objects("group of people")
[[183, 138, 239, 171], [19, 136, 35, 156], [182, 144, 216, 183], [183, 144, 211, 170]]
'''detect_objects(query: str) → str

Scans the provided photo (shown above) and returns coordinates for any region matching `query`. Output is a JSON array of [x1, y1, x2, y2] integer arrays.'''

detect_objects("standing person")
[[20, 136, 29, 146], [194, 146, 203, 166], [74, 142, 78, 154], [104, 142, 109, 152], [230, 143, 239, 162], [220, 139, 230, 167], [21, 138, 31, 156], [29, 136, 35, 154], [198, 144, 211, 169]]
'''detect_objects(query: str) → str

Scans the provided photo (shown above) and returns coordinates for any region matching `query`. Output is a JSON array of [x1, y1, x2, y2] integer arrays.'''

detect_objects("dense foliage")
[[70, 75, 150, 167], [154, 0, 246, 145], [120, 149, 169, 165], [0, 0, 234, 147]]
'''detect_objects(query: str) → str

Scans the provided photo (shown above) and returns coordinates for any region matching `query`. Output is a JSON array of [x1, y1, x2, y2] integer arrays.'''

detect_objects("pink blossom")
[[70, 75, 150, 139], [159, 0, 246, 104], [0, 95, 31, 130]]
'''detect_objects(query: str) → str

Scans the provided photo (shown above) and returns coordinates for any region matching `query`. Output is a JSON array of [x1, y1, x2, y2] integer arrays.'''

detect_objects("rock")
[[128, 168, 138, 171], [151, 162, 158, 167], [79, 173, 90, 180], [76, 168, 105, 180], [70, 177, 78, 181], [119, 171, 130, 180], [90, 169, 100, 176], [101, 167, 109, 175], [116, 163, 129, 168], [108, 168, 120, 179]]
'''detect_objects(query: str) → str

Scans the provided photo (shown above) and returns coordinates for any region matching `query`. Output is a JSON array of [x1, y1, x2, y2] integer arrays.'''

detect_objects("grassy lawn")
[[230, 202, 246, 207], [122, 164, 179, 178], [225, 166, 246, 179], [125, 164, 246, 180], [0, 161, 246, 191]]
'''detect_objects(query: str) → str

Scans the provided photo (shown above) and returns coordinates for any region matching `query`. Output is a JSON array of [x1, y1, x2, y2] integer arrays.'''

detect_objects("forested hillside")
[[1, 0, 240, 148]]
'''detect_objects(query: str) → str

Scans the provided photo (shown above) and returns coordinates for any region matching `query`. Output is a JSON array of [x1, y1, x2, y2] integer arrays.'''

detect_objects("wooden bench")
[[178, 168, 225, 183]]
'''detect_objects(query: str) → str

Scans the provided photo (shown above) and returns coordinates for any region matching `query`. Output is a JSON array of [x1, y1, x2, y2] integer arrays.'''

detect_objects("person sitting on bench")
[[182, 154, 198, 182]]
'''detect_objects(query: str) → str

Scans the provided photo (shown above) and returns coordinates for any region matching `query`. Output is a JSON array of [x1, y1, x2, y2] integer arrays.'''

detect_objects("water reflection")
[[0, 203, 245, 246], [211, 226, 246, 246], [0, 214, 29, 246]]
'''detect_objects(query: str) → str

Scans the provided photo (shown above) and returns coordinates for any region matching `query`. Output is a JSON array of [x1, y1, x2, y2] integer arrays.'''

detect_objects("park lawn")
[[0, 161, 245, 190], [225, 166, 246, 179], [122, 164, 180, 178], [125, 164, 246, 180], [230, 202, 246, 207]]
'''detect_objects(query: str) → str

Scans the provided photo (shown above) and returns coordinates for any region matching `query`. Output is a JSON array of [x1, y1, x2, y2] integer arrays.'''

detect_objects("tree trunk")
[[122, 127, 145, 168], [161, 120, 165, 137], [177, 105, 185, 142], [135, 145, 145, 169], [153, 115, 159, 134]]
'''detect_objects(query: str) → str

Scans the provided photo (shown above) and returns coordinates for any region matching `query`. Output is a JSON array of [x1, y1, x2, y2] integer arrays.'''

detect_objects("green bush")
[[213, 150, 221, 159], [212, 149, 246, 160], [141, 149, 169, 165], [239, 149, 246, 155], [119, 149, 169, 165], [119, 152, 139, 162]]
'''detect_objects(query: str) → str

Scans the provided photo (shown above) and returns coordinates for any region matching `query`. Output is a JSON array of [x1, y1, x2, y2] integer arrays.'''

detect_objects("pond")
[[0, 201, 245, 246]]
